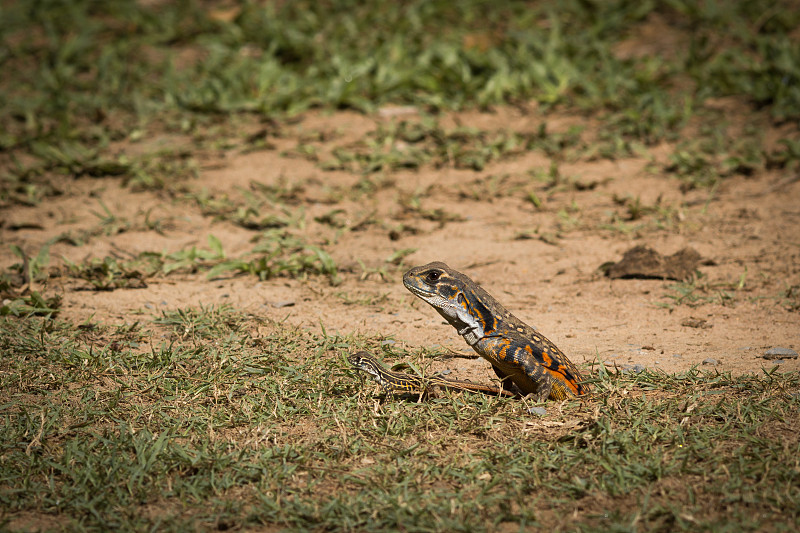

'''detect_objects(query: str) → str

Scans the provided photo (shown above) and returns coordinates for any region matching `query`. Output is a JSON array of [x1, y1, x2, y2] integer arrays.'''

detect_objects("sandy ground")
[[2, 108, 799, 384]]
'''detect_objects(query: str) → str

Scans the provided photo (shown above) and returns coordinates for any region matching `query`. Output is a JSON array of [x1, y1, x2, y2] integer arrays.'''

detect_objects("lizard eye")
[[425, 270, 441, 283]]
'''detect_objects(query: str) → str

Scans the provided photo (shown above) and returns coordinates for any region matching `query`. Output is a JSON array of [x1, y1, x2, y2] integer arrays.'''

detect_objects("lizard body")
[[403, 262, 590, 401], [348, 351, 518, 399]]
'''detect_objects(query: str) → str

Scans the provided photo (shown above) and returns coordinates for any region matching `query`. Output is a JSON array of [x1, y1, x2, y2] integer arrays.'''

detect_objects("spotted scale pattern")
[[348, 351, 517, 398], [403, 262, 590, 401]]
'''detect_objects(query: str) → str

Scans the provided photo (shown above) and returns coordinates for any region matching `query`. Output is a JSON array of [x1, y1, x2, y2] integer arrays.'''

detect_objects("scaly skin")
[[403, 262, 590, 401], [348, 351, 518, 399]]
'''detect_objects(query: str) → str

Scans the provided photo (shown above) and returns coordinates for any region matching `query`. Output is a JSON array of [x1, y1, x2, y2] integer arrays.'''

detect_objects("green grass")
[[1, 310, 799, 531], [2, 0, 799, 204]]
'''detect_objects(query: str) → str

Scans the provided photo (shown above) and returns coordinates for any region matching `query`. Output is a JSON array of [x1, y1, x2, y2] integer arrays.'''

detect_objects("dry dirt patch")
[[2, 108, 799, 383]]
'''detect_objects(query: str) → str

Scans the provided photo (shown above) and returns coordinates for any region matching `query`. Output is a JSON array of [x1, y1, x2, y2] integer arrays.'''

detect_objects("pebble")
[[763, 347, 798, 360], [771, 360, 785, 364], [380, 340, 395, 346], [270, 301, 295, 308], [672, 354, 682, 358], [528, 406, 547, 416], [702, 358, 718, 366], [622, 364, 646, 374], [144, 303, 154, 309]]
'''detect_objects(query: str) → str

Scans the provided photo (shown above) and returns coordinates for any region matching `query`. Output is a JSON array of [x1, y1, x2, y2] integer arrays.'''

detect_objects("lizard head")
[[348, 352, 384, 383], [403, 262, 491, 342]]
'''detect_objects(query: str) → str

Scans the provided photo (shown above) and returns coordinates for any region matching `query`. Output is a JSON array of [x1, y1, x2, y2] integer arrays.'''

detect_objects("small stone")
[[763, 347, 798, 360], [380, 340, 395, 346], [681, 317, 712, 329], [144, 303, 154, 309], [771, 359, 785, 364], [672, 354, 682, 358], [270, 301, 295, 308], [622, 364, 646, 374], [702, 358, 718, 366], [528, 406, 547, 416]]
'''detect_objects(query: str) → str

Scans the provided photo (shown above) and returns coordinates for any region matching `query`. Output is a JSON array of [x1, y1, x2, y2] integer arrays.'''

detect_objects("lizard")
[[348, 351, 518, 399], [402, 261, 590, 401]]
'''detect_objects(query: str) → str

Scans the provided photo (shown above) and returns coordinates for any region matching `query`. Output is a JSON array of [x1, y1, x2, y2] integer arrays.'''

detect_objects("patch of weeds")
[[526, 162, 602, 196], [239, 120, 282, 154], [28, 139, 131, 179], [156, 235, 227, 275], [281, 142, 319, 162], [778, 284, 800, 312], [604, 195, 684, 237], [189, 187, 305, 231], [528, 123, 585, 160], [314, 208, 347, 229], [232, 206, 303, 231], [208, 230, 339, 284], [123, 149, 199, 192], [0, 162, 66, 207], [399, 191, 464, 225], [355, 259, 391, 282], [352, 250, 416, 283], [322, 120, 584, 176], [385, 248, 417, 267], [350, 174, 396, 199], [7, 243, 52, 287], [89, 200, 132, 236], [614, 194, 654, 221], [44, 207, 172, 249], [598, 216, 643, 236], [665, 124, 769, 191], [602, 91, 693, 147], [0, 291, 60, 317], [250, 177, 307, 206], [63, 256, 148, 291], [665, 146, 720, 190], [767, 137, 800, 173], [153, 304, 246, 341], [513, 227, 562, 245], [658, 270, 749, 309], [524, 190, 543, 209], [324, 138, 427, 174], [688, 15, 800, 122], [720, 135, 766, 177], [556, 202, 582, 232], [2, 142, 197, 204], [438, 126, 526, 171], [189, 188, 237, 217], [458, 173, 526, 202], [660, 277, 712, 308]]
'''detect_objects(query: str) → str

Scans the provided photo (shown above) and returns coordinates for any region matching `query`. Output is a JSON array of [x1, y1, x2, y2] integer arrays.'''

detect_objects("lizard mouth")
[[403, 282, 435, 298]]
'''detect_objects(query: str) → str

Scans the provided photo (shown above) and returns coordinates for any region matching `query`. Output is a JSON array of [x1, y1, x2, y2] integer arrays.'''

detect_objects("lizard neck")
[[461, 327, 482, 346]]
